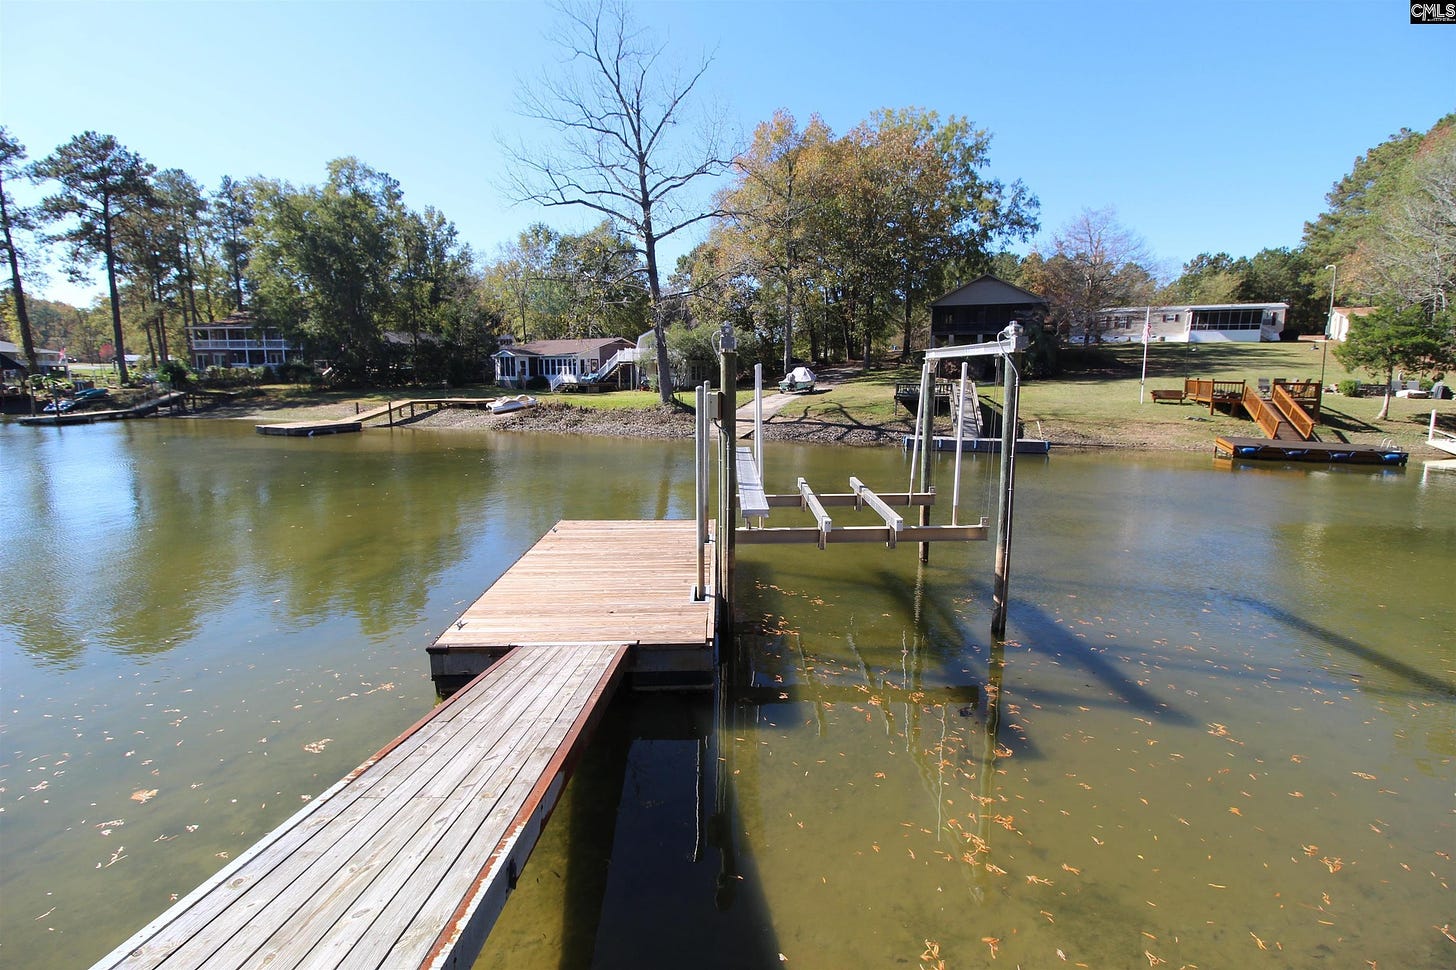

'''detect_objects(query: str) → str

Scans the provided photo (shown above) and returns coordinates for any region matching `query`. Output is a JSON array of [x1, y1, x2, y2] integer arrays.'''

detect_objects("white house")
[[1085, 303, 1287, 344], [1326, 306, 1376, 342], [186, 311, 300, 370], [492, 336, 638, 388]]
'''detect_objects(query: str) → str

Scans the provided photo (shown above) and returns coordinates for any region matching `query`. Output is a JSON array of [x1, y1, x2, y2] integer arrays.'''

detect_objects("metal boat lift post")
[[919, 322, 1029, 638]]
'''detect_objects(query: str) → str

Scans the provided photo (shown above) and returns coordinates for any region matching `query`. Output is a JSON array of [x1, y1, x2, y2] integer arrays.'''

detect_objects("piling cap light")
[[714, 321, 737, 352], [1000, 321, 1028, 351]]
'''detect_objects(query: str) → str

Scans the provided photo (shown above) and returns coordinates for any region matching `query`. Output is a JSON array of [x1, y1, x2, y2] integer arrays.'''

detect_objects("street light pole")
[[1320, 263, 1338, 398]]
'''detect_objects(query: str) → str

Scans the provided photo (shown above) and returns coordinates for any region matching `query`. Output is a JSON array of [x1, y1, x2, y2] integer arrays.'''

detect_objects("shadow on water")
[[1004, 600, 1200, 727], [483, 690, 782, 970], [1231, 593, 1456, 700]]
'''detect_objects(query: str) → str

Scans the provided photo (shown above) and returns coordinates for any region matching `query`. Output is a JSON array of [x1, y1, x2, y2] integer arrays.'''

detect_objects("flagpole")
[[1138, 305, 1151, 404]]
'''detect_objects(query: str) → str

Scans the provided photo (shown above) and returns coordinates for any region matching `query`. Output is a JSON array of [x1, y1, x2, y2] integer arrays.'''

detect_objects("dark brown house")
[[930, 274, 1048, 349]]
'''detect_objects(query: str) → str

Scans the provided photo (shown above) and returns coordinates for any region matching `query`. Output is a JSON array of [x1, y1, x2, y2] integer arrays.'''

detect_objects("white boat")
[[778, 366, 815, 393], [490, 395, 537, 414]]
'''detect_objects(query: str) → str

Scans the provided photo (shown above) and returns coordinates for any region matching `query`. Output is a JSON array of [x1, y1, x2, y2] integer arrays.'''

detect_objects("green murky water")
[[2, 419, 1451, 968]]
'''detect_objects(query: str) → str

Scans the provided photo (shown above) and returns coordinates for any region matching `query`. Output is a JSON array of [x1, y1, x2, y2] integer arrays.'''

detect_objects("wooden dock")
[[91, 642, 628, 970], [430, 519, 717, 691], [17, 391, 187, 426], [256, 398, 499, 436]]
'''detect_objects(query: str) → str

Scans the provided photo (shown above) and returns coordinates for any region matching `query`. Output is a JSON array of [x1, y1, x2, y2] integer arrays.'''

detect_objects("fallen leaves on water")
[[131, 789, 158, 804], [303, 738, 333, 754]]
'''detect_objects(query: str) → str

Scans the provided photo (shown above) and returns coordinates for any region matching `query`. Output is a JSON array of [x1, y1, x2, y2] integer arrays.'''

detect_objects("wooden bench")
[[1150, 389, 1186, 403]]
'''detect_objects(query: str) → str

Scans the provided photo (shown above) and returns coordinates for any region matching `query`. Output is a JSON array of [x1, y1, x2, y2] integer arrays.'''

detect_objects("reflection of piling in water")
[[976, 642, 1007, 855]]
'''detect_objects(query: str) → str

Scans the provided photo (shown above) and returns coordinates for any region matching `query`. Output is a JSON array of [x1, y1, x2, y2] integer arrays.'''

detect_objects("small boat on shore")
[[490, 395, 538, 414], [778, 366, 815, 394]]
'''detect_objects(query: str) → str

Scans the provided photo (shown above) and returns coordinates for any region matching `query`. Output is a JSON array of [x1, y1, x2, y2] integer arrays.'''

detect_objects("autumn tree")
[[0, 126, 40, 375], [486, 225, 559, 341], [505, 0, 732, 401], [33, 132, 156, 383], [1303, 114, 1454, 307], [716, 110, 834, 371], [1365, 144, 1456, 314]]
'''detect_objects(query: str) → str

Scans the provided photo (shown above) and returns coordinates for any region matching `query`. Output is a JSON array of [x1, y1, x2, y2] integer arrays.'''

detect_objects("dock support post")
[[695, 382, 709, 601], [991, 325, 1023, 639], [917, 361, 935, 563], [717, 325, 737, 636], [951, 361, 968, 525], [754, 363, 763, 483]]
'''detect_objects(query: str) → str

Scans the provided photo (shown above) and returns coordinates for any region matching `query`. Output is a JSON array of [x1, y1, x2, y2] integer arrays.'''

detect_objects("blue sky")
[[2, 0, 1452, 306]]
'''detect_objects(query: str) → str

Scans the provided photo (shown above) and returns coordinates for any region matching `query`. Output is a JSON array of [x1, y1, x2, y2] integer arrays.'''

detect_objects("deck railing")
[[1185, 378, 1246, 415], [1272, 384, 1317, 439], [1242, 386, 1284, 438]]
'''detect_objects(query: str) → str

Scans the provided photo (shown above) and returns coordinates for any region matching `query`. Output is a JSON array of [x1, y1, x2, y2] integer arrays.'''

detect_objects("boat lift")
[[695, 322, 1030, 638]]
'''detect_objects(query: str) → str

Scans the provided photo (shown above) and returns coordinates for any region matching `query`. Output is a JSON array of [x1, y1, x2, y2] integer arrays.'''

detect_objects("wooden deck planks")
[[433, 520, 714, 653], [110, 648, 561, 968], [93, 643, 627, 970]]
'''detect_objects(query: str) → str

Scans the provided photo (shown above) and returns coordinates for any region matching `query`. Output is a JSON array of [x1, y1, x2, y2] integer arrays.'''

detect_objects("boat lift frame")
[[695, 322, 1029, 638]]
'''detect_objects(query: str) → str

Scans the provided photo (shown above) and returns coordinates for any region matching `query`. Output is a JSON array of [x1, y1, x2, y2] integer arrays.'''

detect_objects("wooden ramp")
[[430, 520, 716, 689], [92, 642, 628, 970]]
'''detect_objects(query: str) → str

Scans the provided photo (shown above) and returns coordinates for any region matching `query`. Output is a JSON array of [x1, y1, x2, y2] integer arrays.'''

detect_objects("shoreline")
[[192, 397, 1196, 451]]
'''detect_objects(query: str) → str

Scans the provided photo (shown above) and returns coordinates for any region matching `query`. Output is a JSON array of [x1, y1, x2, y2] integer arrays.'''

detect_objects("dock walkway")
[[256, 398, 498, 436], [92, 642, 628, 970]]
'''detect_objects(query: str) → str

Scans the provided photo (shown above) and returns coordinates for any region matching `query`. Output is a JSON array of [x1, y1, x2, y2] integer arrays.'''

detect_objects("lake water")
[[1, 418, 1451, 969]]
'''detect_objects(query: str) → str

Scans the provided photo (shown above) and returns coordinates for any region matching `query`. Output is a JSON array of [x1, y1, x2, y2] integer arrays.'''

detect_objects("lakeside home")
[[492, 335, 639, 388], [186, 310, 301, 370], [1085, 302, 1288, 344]]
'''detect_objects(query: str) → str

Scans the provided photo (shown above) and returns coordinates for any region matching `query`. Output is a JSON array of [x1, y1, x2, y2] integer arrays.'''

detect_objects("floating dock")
[[429, 519, 716, 691], [91, 642, 628, 970], [1214, 435, 1408, 465]]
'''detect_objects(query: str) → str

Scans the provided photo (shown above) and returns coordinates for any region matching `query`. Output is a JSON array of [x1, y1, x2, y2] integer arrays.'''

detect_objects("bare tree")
[[1045, 208, 1155, 344], [504, 0, 732, 403], [1367, 150, 1456, 315]]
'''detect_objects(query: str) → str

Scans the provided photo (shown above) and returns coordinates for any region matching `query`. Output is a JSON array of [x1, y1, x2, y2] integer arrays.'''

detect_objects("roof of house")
[[381, 330, 442, 346], [189, 310, 255, 329], [494, 337, 633, 358], [932, 274, 1048, 309]]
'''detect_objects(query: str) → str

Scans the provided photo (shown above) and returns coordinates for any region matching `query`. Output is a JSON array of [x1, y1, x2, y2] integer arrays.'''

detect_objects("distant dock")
[[255, 398, 497, 436], [17, 391, 187, 426]]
